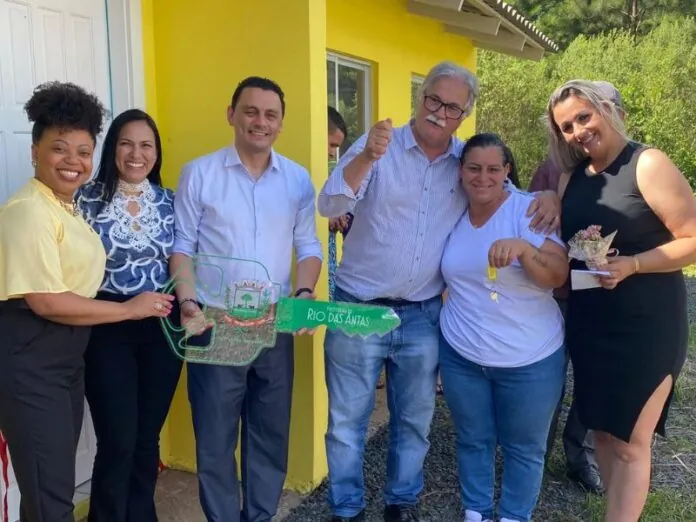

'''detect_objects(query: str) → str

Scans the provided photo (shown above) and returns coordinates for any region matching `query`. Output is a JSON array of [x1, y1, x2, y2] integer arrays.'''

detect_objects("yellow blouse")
[[0, 178, 106, 300]]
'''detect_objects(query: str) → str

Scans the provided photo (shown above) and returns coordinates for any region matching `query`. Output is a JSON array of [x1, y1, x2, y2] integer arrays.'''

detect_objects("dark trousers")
[[85, 293, 183, 522], [187, 334, 294, 522], [0, 304, 91, 522], [546, 298, 596, 471]]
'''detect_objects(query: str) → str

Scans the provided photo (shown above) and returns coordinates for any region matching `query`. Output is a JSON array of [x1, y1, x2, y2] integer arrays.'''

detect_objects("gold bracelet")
[[633, 255, 640, 274]]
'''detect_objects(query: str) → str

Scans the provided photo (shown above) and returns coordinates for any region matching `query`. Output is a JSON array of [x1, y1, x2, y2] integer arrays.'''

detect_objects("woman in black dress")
[[546, 79, 695, 521]]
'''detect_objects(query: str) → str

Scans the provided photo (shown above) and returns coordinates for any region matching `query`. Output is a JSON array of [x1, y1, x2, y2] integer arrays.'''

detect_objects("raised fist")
[[361, 118, 392, 161]]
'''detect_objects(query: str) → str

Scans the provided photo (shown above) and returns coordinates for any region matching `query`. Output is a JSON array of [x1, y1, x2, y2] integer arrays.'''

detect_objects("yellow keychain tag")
[[487, 266, 499, 302]]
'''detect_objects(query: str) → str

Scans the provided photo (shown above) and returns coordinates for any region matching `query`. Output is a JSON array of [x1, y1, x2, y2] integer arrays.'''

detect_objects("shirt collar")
[[405, 119, 461, 159], [224, 145, 280, 173]]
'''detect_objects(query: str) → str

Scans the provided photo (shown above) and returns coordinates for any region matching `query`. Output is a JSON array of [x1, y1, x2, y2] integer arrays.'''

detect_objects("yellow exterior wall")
[[327, 0, 477, 139], [140, 0, 477, 491], [140, 0, 329, 491], [140, 0, 159, 123], [139, 0, 173, 466]]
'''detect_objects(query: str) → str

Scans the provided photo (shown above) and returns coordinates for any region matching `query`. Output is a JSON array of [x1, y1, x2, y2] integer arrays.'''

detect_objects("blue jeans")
[[324, 286, 442, 517], [439, 335, 565, 521]]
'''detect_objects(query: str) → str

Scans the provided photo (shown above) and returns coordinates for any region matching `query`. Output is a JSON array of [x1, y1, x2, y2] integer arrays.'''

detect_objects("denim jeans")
[[324, 286, 442, 517], [439, 334, 565, 522]]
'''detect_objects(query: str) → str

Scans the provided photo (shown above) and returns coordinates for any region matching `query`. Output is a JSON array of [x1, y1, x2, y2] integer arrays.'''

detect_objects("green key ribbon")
[[159, 254, 401, 366], [274, 297, 401, 337]]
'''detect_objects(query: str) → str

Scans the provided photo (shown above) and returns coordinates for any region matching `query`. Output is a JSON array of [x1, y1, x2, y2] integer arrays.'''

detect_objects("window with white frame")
[[327, 53, 372, 156], [411, 74, 425, 117]]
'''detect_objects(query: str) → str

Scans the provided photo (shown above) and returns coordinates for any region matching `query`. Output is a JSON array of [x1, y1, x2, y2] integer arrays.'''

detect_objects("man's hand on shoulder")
[[526, 190, 561, 234]]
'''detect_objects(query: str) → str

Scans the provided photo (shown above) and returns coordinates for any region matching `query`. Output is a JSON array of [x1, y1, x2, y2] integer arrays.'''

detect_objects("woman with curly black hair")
[[0, 82, 175, 522]]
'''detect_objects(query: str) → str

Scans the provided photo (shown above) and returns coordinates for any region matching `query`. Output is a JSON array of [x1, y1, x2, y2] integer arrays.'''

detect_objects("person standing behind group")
[[548, 79, 696, 521], [328, 105, 348, 162], [76, 108, 182, 522], [530, 152, 602, 494], [318, 61, 560, 522], [0, 82, 172, 522], [328, 106, 353, 237], [327, 106, 350, 304], [170, 76, 322, 522]]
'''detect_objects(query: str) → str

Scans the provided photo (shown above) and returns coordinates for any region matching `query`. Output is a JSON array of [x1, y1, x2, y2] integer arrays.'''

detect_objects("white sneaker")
[[464, 510, 493, 522]]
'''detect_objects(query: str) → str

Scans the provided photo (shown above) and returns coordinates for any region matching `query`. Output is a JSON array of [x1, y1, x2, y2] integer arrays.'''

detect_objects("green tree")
[[476, 16, 696, 188], [509, 0, 695, 47], [476, 50, 552, 186]]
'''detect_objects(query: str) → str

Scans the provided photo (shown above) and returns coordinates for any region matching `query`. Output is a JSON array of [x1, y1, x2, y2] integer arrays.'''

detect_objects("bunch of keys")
[[487, 266, 499, 302]]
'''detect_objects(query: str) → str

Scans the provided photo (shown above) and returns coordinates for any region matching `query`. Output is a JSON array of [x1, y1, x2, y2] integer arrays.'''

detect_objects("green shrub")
[[477, 16, 696, 188]]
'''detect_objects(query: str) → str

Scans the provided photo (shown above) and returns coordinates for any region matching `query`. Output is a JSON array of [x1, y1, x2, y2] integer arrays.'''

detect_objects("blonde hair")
[[544, 79, 628, 173]]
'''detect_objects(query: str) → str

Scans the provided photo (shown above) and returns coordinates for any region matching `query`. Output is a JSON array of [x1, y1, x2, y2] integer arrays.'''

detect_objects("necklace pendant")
[[117, 179, 149, 193], [59, 200, 79, 216]]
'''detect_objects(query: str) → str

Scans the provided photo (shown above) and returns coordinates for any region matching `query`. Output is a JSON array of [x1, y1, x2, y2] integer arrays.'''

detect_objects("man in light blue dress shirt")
[[170, 77, 323, 522], [318, 61, 560, 522]]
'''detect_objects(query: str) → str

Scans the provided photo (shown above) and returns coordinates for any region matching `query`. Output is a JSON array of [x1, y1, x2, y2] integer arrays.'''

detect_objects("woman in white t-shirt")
[[439, 133, 568, 522]]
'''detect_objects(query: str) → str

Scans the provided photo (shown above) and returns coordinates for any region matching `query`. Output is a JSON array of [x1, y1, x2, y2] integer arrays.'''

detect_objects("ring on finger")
[[154, 302, 163, 311]]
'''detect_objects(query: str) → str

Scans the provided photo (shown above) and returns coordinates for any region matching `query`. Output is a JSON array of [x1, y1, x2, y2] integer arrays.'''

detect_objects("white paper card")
[[571, 269, 611, 291]]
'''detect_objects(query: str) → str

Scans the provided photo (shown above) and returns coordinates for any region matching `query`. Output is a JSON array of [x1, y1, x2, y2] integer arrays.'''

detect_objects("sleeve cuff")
[[296, 251, 324, 264], [172, 240, 196, 257]]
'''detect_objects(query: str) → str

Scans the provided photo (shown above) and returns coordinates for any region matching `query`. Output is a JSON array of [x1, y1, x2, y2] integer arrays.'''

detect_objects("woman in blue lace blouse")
[[76, 109, 182, 522]]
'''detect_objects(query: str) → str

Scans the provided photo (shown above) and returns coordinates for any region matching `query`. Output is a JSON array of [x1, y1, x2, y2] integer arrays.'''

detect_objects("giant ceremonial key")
[[159, 254, 401, 366]]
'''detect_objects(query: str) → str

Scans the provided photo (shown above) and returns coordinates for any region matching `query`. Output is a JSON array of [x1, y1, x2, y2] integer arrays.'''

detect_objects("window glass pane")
[[336, 63, 367, 155], [327, 59, 337, 108], [411, 75, 424, 117]]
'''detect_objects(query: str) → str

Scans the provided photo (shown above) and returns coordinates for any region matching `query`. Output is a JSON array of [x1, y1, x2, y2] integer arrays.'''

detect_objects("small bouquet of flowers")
[[567, 225, 618, 270]]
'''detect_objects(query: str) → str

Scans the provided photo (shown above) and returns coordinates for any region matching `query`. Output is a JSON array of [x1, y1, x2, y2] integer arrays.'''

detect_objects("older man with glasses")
[[318, 61, 561, 522]]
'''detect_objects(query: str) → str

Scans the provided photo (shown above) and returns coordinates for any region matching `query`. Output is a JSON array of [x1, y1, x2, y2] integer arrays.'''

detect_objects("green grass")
[[674, 322, 696, 405], [585, 490, 696, 521], [674, 358, 696, 405], [664, 434, 696, 453]]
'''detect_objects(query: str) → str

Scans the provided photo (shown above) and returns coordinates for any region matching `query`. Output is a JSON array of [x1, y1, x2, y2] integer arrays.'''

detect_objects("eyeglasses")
[[423, 95, 466, 120]]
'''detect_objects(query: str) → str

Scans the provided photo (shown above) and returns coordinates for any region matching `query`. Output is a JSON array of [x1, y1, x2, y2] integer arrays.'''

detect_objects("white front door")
[[0, 1, 112, 520], [0, 0, 112, 202]]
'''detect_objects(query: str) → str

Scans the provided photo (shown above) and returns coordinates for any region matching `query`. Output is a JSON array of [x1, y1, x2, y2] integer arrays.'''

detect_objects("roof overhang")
[[406, 0, 559, 61]]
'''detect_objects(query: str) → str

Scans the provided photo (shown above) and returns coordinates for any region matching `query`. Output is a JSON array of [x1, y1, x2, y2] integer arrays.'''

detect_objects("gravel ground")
[[283, 275, 696, 522], [283, 393, 595, 522]]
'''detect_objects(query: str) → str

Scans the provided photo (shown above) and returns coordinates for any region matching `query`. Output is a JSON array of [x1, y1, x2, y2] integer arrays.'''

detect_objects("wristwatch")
[[294, 287, 313, 297]]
